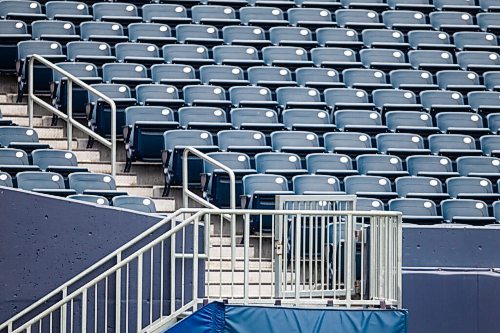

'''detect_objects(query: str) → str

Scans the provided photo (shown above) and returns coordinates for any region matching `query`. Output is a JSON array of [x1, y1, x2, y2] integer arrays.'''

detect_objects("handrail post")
[[28, 57, 34, 128], [110, 102, 116, 178], [66, 79, 73, 151]]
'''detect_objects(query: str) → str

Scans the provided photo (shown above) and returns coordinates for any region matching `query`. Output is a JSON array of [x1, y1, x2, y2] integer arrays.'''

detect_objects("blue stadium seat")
[[323, 132, 377, 156], [92, 3, 141, 25], [395, 176, 449, 202], [0, 0, 45, 23], [0, 126, 49, 154], [68, 172, 127, 199], [310, 47, 363, 71], [212, 45, 263, 67], [199, 65, 249, 88], [68, 194, 109, 205], [315, 28, 363, 49], [420, 90, 470, 114], [335, 9, 384, 30], [468, 91, 500, 115], [102, 63, 151, 87], [295, 68, 344, 90], [112, 195, 157, 213], [239, 7, 288, 28], [66, 41, 116, 66], [293, 174, 343, 194], [0, 171, 13, 187], [114, 42, 163, 66], [372, 89, 422, 113], [429, 134, 482, 158], [481, 135, 500, 157], [271, 131, 324, 157], [31, 20, 79, 44], [222, 26, 272, 49], [487, 114, 500, 134], [163, 44, 214, 67], [344, 175, 397, 201], [306, 153, 358, 177], [429, 11, 480, 33], [151, 64, 200, 88], [406, 155, 459, 180], [248, 66, 296, 88], [362, 29, 409, 50], [454, 32, 500, 52], [407, 31, 455, 51], [342, 69, 391, 91], [87, 84, 136, 138], [389, 198, 443, 224], [479, 0, 500, 11], [324, 88, 371, 110], [360, 49, 411, 71], [191, 5, 240, 26], [484, 71, 500, 91], [128, 23, 176, 46], [433, 0, 481, 13], [334, 110, 388, 135], [0, 148, 40, 175], [382, 10, 432, 32], [389, 69, 437, 93], [0, 110, 11, 126], [123, 106, 178, 168], [282, 109, 336, 134], [202, 152, 256, 207], [456, 156, 500, 181], [255, 152, 307, 179], [408, 50, 460, 72], [229, 87, 278, 109], [16, 171, 75, 197], [262, 46, 313, 68], [385, 111, 440, 135], [31, 149, 88, 176], [135, 84, 183, 109], [230, 108, 284, 135], [341, 0, 388, 11], [162, 129, 218, 194], [436, 112, 490, 138], [183, 85, 231, 109], [175, 24, 223, 46], [436, 70, 485, 94], [0, 20, 30, 72], [376, 133, 429, 157], [142, 4, 191, 25], [456, 51, 500, 74], [80, 22, 128, 45], [45, 1, 92, 24], [356, 154, 408, 179], [269, 27, 317, 49], [494, 201, 500, 223], [477, 13, 500, 34], [217, 130, 272, 156], [356, 197, 384, 211], [276, 87, 326, 109], [441, 199, 495, 225], [178, 106, 232, 132], [446, 177, 500, 204], [287, 8, 336, 29]]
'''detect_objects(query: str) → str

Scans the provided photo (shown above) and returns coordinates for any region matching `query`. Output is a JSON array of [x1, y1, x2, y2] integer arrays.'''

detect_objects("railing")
[[27, 55, 117, 177], [1, 208, 402, 333]]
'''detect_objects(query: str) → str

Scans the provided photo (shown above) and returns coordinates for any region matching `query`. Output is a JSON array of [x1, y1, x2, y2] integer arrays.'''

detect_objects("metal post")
[[243, 214, 250, 304], [110, 102, 116, 178], [345, 213, 353, 308], [28, 57, 34, 128], [192, 215, 199, 312], [66, 80, 73, 151], [294, 214, 301, 305], [60, 288, 67, 333], [115, 253, 121, 333]]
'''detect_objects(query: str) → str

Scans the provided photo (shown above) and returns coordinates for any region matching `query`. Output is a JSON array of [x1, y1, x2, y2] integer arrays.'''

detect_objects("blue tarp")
[[166, 302, 408, 333]]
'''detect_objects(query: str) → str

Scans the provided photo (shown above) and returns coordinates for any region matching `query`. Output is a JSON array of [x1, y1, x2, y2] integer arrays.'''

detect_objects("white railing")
[[1, 208, 402, 333], [27, 55, 117, 177]]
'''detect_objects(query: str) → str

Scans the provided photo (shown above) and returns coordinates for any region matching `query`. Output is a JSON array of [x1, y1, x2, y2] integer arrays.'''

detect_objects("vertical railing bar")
[[244, 213, 250, 304], [81, 290, 87, 333], [192, 215, 199, 312], [137, 254, 143, 332], [160, 240, 164, 318], [66, 79, 73, 151], [170, 219, 176, 314], [94, 284, 97, 333], [294, 214, 302, 305], [60, 288, 67, 333], [125, 264, 129, 333], [149, 247, 154, 325], [104, 276, 108, 333], [115, 252, 121, 333], [181, 224, 186, 307]]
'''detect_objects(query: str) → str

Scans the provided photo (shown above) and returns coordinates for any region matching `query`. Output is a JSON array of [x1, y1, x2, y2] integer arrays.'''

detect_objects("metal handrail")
[[27, 54, 117, 177]]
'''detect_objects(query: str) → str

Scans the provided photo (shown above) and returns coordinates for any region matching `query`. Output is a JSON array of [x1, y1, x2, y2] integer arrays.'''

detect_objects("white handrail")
[[27, 54, 117, 177]]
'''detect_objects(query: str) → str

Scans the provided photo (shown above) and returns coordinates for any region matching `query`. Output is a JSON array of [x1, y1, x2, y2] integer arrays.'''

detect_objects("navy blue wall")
[[0, 186, 162, 323]]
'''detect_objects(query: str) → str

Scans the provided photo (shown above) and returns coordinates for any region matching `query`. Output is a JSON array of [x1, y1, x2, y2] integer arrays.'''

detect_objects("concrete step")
[[152, 197, 175, 213], [117, 185, 155, 197], [115, 173, 138, 186], [78, 161, 112, 174], [206, 271, 278, 284], [208, 260, 273, 271], [34, 126, 64, 139], [209, 245, 255, 259], [39, 138, 77, 149], [2, 115, 43, 127], [206, 284, 273, 298], [0, 104, 27, 117], [72, 149, 101, 162]]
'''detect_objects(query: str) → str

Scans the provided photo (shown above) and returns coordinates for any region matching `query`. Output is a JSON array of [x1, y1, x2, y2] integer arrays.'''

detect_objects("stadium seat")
[[202, 152, 256, 208], [182, 85, 231, 110], [102, 63, 151, 87], [31, 20, 79, 44], [222, 26, 272, 49], [295, 67, 344, 90], [484, 71, 500, 91], [408, 31, 455, 51], [436, 70, 485, 94], [191, 5, 240, 26], [92, 3, 141, 25], [175, 24, 223, 46], [45, 1, 91, 24], [212, 45, 263, 68], [408, 50, 460, 72], [239, 7, 288, 28], [306, 153, 357, 178], [487, 114, 500, 134], [479, 0, 500, 11], [420, 90, 471, 114], [217, 130, 272, 157], [435, 112, 490, 138], [293, 174, 343, 194], [390, 70, 436, 94], [112, 195, 157, 213], [151, 64, 200, 88], [376, 133, 429, 158], [142, 4, 190, 26], [441, 199, 496, 225], [255, 152, 307, 179], [269, 27, 317, 49], [178, 106, 232, 133], [429, 11, 480, 33], [200, 65, 249, 88], [135, 84, 183, 109], [271, 131, 324, 157], [406, 155, 459, 180], [456, 156, 500, 181], [477, 13, 500, 34], [0, 148, 40, 175], [229, 87, 278, 109], [428, 134, 482, 158], [342, 0, 388, 11], [362, 29, 409, 50], [344, 175, 398, 201], [0, 171, 13, 187], [335, 9, 384, 30], [385, 111, 440, 135], [31, 149, 88, 176], [68, 194, 109, 205], [282, 109, 336, 134], [387, 0, 433, 12], [66, 41, 116, 66], [16, 171, 75, 197], [389, 198, 443, 224], [0, 126, 49, 154], [433, 0, 481, 13], [87, 84, 136, 138], [342, 69, 391, 91], [372, 89, 422, 113], [123, 106, 178, 168], [481, 135, 500, 157], [446, 177, 500, 203], [0, 0, 45, 23], [68, 172, 127, 199], [468, 91, 500, 115], [230, 107, 284, 134], [163, 44, 214, 67], [310, 47, 363, 71], [323, 132, 377, 156], [262, 46, 313, 68], [128, 23, 176, 46], [454, 32, 500, 52], [80, 22, 128, 45], [334, 110, 387, 135], [395, 176, 449, 202], [382, 10, 432, 32], [295, 0, 342, 10], [287, 8, 336, 29], [456, 51, 500, 74], [276, 87, 326, 109], [356, 197, 385, 211], [114, 42, 163, 66], [316, 28, 363, 49], [0, 20, 31, 72], [248, 66, 296, 89], [360, 49, 411, 71], [356, 154, 408, 179]]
